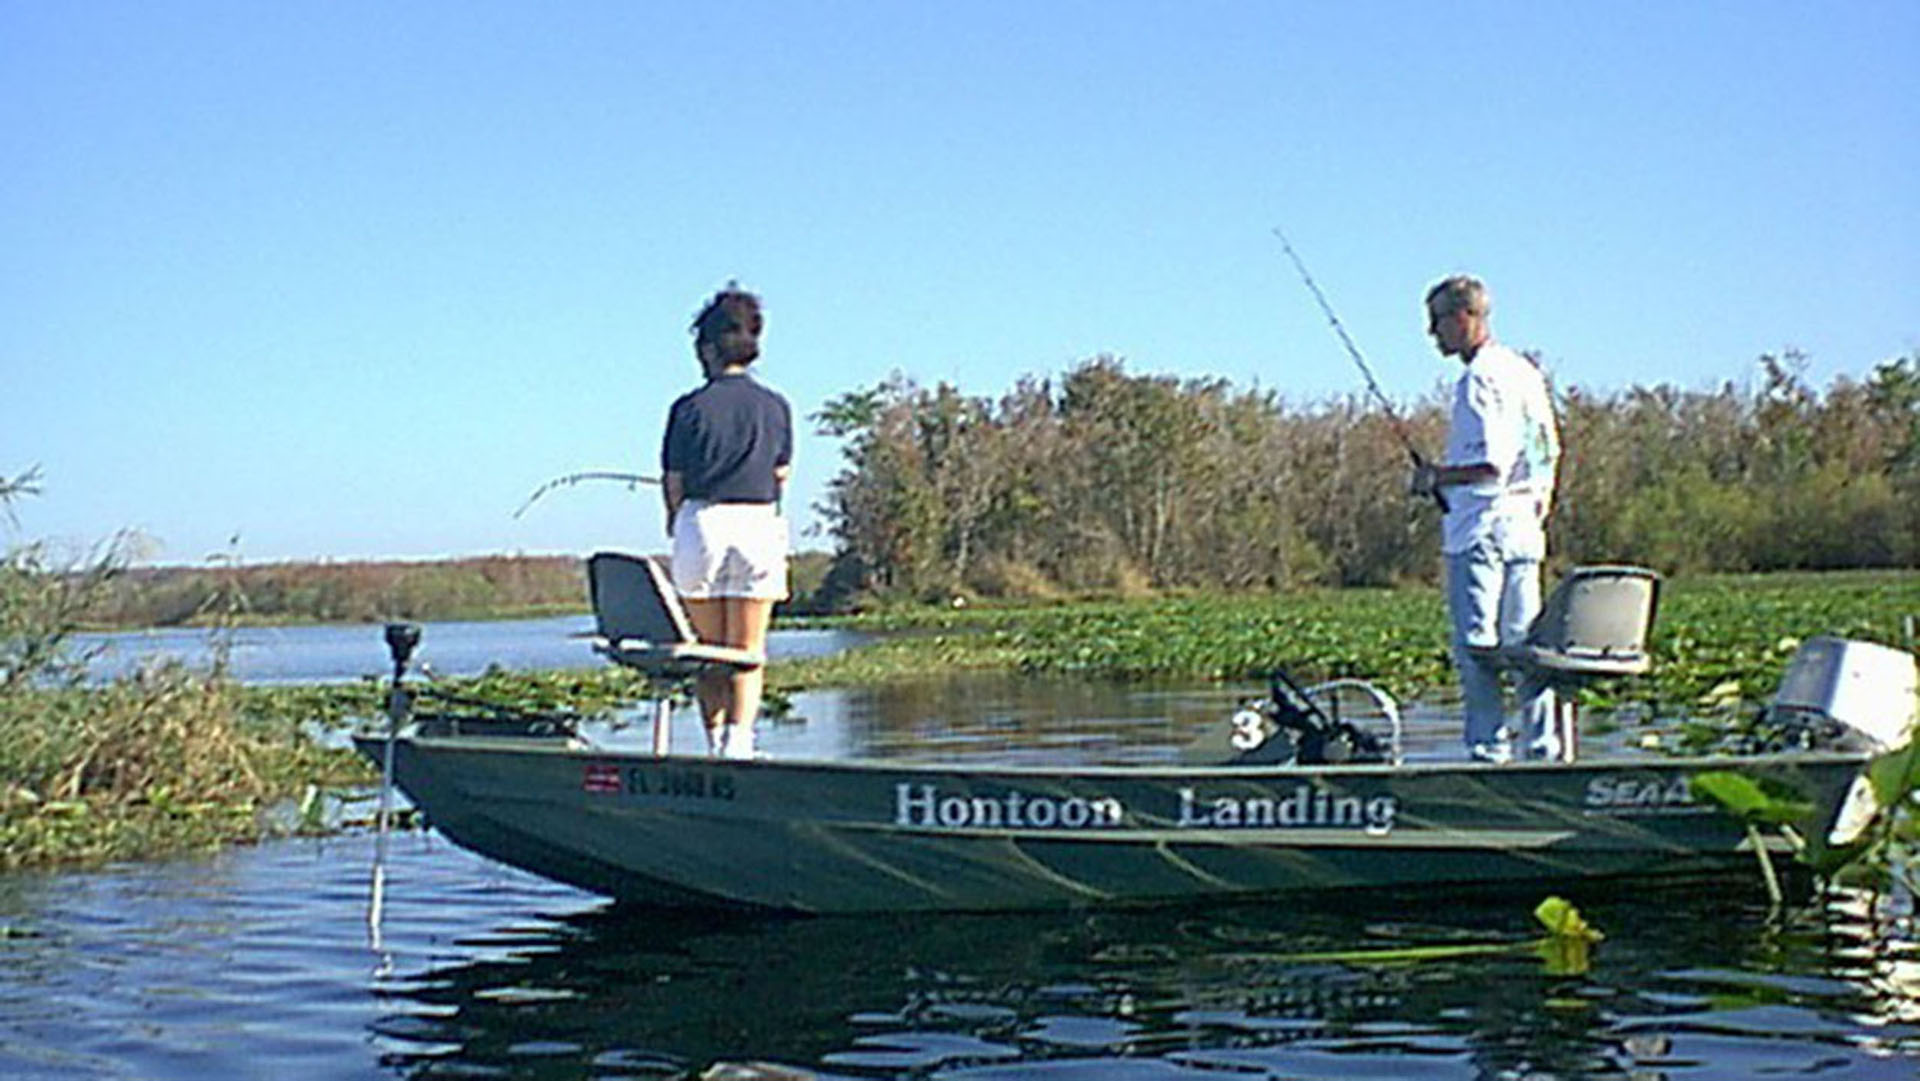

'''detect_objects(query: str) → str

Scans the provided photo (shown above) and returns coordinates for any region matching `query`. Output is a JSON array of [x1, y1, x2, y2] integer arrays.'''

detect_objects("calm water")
[[2, 838, 1915, 1080], [68, 617, 862, 684], [4, 619, 1917, 1078]]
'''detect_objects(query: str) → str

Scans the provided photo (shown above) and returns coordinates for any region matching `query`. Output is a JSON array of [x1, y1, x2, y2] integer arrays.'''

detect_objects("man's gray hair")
[[1426, 275, 1491, 317]]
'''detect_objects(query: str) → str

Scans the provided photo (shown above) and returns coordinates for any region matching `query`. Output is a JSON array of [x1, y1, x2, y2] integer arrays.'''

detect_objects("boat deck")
[[536, 690, 1669, 770]]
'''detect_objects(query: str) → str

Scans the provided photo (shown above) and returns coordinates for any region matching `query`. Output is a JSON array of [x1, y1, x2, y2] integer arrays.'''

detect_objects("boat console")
[[1223, 668, 1401, 767]]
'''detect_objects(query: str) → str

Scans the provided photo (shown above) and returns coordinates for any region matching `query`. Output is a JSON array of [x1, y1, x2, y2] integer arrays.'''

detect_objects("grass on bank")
[[2, 570, 1915, 872], [0, 662, 373, 870]]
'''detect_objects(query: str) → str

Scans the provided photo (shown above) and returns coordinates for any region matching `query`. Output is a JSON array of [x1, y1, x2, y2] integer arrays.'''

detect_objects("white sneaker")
[[1469, 741, 1513, 765], [719, 723, 756, 760]]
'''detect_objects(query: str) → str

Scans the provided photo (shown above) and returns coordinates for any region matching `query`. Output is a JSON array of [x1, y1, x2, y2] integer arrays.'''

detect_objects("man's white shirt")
[[1440, 341, 1560, 557]]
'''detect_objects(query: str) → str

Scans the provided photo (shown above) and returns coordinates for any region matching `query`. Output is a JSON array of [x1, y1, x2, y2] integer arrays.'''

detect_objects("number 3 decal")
[[1229, 708, 1268, 751]]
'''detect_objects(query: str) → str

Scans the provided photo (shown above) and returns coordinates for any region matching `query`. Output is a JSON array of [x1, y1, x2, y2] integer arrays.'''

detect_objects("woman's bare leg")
[[721, 597, 776, 732], [681, 598, 731, 753]]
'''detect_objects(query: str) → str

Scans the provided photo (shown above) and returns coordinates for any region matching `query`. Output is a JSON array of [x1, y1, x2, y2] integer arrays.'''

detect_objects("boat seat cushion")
[[1513, 565, 1659, 688], [1509, 643, 1651, 680], [587, 551, 764, 675]]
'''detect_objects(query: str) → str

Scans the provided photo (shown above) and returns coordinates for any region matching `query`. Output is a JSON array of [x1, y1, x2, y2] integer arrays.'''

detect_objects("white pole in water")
[[370, 623, 420, 942]]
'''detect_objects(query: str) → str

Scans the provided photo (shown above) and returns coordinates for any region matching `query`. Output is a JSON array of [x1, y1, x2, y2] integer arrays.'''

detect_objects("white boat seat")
[[1509, 565, 1661, 760], [1511, 565, 1659, 679], [587, 551, 764, 678], [587, 551, 765, 756]]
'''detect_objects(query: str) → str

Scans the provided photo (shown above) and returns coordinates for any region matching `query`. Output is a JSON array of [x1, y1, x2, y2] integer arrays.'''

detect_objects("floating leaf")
[[1536, 936, 1595, 977], [1533, 896, 1603, 943], [1691, 771, 1773, 818], [1699, 679, 1744, 705]]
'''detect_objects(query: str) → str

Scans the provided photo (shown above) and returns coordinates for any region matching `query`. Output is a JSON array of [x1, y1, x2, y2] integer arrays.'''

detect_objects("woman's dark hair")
[[691, 285, 763, 366]]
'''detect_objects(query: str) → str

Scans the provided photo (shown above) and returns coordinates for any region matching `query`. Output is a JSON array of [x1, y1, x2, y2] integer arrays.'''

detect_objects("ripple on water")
[[1018, 1013, 1142, 1049], [3, 772, 1919, 1079], [932, 1058, 1246, 1080], [822, 1030, 1023, 1070]]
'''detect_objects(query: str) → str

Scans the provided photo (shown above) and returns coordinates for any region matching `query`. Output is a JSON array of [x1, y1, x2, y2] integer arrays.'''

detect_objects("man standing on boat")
[[1412, 275, 1560, 762], [661, 285, 792, 759]]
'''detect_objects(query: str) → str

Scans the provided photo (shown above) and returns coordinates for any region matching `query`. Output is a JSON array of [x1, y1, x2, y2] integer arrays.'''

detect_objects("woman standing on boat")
[[660, 285, 792, 759], [1412, 275, 1560, 763]]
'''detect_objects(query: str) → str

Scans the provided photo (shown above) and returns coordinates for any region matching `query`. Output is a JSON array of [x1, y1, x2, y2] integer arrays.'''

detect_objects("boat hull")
[[355, 732, 1871, 914]]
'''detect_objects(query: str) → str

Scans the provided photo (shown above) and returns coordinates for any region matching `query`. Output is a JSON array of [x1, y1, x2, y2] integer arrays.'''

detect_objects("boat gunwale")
[[356, 728, 1875, 779]]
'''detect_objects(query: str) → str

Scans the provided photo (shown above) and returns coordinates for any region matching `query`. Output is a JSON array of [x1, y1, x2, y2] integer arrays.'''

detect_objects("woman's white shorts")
[[670, 501, 790, 600]]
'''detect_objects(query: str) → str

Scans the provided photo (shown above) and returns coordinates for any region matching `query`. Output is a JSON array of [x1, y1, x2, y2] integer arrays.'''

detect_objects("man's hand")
[[1409, 463, 1441, 499]]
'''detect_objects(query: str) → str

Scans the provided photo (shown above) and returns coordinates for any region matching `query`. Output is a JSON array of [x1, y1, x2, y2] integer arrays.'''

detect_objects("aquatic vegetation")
[[1267, 896, 1603, 976], [1693, 731, 1920, 903], [787, 570, 1918, 716], [0, 661, 368, 868], [0, 490, 369, 866], [1690, 770, 1819, 901]]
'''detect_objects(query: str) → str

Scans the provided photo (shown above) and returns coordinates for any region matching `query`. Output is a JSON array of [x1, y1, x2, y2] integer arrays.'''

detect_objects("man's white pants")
[[1445, 544, 1556, 759]]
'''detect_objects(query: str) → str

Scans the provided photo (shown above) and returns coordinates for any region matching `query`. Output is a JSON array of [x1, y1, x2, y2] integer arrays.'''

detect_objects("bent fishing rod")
[[513, 470, 661, 519], [1271, 227, 1447, 511]]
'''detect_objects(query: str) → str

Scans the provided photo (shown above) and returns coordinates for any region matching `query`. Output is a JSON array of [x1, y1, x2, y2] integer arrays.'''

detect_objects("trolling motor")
[[1230, 667, 1392, 766], [385, 621, 421, 681], [369, 622, 421, 941], [378, 621, 420, 781]]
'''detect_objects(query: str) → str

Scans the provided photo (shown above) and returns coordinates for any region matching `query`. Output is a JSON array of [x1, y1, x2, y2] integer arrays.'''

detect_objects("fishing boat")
[[353, 553, 1917, 914]]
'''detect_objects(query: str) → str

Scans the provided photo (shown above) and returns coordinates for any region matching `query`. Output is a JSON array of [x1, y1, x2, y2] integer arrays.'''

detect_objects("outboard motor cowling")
[[1765, 636, 1917, 753]]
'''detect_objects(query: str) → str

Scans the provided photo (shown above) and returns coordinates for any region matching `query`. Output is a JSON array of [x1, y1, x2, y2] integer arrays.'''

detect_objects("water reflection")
[[1, 830, 1915, 1079], [372, 885, 1920, 1079]]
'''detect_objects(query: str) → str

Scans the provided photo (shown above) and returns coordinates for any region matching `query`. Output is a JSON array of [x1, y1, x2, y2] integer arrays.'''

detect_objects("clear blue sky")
[[5, 1, 1915, 566]]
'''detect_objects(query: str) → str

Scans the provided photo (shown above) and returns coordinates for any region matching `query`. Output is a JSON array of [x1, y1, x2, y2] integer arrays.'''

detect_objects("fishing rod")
[[513, 470, 661, 519], [1271, 227, 1447, 510]]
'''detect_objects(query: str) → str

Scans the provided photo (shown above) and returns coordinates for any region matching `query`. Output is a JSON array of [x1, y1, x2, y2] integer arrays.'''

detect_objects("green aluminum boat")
[[351, 554, 1918, 914], [357, 729, 1883, 913]]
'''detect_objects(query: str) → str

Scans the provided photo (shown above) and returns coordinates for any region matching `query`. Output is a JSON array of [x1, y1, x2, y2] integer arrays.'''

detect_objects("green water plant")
[[1694, 735, 1920, 902], [790, 571, 1916, 710], [1267, 896, 1603, 976], [1, 477, 371, 868], [0, 660, 368, 868], [1689, 771, 1817, 903]]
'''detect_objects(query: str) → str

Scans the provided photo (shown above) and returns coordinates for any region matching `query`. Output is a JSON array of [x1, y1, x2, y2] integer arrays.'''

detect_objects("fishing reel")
[[1228, 667, 1393, 766]]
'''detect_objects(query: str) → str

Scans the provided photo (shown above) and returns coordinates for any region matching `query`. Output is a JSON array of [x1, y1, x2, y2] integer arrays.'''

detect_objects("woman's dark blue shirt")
[[661, 373, 792, 504]]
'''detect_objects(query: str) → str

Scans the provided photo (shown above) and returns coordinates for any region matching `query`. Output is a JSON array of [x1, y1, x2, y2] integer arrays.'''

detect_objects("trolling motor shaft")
[[370, 622, 421, 942]]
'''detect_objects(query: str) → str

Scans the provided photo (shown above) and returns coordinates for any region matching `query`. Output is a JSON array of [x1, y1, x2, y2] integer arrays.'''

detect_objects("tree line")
[[73, 555, 590, 628], [46, 551, 841, 629], [9, 351, 1915, 630], [812, 352, 1920, 606]]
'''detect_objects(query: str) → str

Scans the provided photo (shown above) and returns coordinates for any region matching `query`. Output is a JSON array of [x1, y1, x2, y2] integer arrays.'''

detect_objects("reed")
[[0, 665, 368, 868]]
